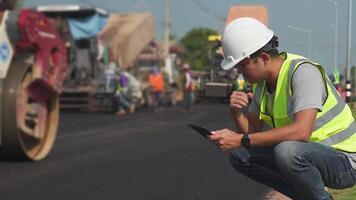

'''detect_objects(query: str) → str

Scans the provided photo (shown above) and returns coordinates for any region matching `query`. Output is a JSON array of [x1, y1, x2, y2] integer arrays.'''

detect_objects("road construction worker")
[[149, 66, 165, 112], [115, 72, 135, 116], [182, 63, 194, 112], [208, 17, 356, 200], [104, 62, 118, 93]]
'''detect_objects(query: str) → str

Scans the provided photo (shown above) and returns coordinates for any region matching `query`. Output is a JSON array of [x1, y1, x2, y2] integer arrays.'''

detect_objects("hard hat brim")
[[220, 58, 239, 70]]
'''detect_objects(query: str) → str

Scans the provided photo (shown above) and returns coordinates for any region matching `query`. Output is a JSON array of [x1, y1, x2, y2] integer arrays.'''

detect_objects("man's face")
[[234, 56, 266, 83]]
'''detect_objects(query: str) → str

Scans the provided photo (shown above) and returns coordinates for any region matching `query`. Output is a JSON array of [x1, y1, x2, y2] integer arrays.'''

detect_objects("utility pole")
[[164, 0, 173, 83], [319, 0, 338, 76], [164, 0, 171, 57], [346, 0, 352, 102], [334, 1, 338, 72], [347, 0, 352, 80]]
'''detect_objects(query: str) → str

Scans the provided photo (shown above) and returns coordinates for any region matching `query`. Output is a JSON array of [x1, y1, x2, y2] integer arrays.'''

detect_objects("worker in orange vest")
[[149, 66, 165, 112]]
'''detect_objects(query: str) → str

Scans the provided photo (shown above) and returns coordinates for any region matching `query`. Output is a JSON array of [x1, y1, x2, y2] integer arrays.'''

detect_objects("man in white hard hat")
[[208, 17, 356, 200]]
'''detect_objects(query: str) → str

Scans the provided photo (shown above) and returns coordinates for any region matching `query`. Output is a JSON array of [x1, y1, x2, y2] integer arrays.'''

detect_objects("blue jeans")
[[152, 91, 162, 110], [230, 141, 356, 200], [184, 91, 194, 111], [117, 94, 132, 110]]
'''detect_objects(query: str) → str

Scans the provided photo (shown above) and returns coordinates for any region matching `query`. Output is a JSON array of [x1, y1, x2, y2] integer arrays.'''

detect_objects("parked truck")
[[0, 6, 67, 160]]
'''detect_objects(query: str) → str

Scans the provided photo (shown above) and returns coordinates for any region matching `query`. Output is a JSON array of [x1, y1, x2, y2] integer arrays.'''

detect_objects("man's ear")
[[260, 52, 270, 65]]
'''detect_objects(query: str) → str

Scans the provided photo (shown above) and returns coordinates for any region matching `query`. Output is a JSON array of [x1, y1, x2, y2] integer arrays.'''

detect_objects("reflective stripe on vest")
[[253, 52, 356, 152]]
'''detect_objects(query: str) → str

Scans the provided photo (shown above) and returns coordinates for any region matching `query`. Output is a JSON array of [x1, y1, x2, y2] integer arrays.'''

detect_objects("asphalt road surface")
[[0, 103, 271, 200]]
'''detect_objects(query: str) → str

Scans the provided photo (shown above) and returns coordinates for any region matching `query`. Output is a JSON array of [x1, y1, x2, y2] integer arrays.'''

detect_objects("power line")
[[146, 0, 164, 7], [192, 0, 225, 23]]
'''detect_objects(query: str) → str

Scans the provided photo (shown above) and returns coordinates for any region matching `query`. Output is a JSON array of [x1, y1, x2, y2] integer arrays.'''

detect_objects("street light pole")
[[287, 25, 312, 58], [346, 0, 353, 102], [347, 0, 352, 81], [164, 0, 173, 83], [319, 0, 338, 71], [335, 1, 338, 70], [164, 0, 171, 57]]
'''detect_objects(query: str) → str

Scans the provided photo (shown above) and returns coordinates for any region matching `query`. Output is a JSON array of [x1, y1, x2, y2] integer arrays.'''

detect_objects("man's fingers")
[[209, 134, 221, 141], [232, 91, 245, 96], [209, 130, 226, 140], [231, 94, 249, 102], [230, 96, 248, 103], [230, 100, 249, 108], [231, 103, 246, 110], [231, 91, 247, 99], [230, 99, 249, 106]]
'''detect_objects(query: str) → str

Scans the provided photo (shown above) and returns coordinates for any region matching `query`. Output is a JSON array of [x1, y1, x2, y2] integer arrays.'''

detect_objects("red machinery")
[[0, 9, 67, 160]]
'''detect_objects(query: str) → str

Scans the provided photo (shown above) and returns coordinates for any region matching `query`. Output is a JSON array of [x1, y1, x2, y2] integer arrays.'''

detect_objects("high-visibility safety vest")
[[253, 52, 356, 152], [149, 73, 164, 92]]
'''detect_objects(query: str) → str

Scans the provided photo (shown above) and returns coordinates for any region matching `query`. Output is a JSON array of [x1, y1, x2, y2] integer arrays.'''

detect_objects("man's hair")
[[250, 36, 279, 58]]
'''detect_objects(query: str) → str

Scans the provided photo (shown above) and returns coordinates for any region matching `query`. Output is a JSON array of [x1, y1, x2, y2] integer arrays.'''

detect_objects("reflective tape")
[[319, 122, 356, 146]]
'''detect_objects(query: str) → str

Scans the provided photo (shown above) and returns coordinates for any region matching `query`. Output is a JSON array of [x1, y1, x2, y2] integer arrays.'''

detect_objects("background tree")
[[14, 0, 21, 7], [169, 34, 177, 41], [180, 27, 219, 71], [0, 0, 22, 10]]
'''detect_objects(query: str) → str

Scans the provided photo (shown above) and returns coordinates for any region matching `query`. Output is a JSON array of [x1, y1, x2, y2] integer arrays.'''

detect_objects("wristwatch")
[[241, 134, 250, 149]]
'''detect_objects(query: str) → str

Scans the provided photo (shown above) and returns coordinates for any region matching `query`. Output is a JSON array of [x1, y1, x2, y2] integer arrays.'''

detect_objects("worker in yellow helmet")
[[208, 17, 356, 200]]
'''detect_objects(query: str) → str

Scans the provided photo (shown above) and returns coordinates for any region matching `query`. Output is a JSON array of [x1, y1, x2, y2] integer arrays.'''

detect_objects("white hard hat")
[[221, 17, 274, 70]]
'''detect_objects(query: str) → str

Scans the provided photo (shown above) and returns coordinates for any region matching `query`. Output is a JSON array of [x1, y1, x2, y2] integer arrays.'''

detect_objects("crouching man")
[[209, 17, 356, 200]]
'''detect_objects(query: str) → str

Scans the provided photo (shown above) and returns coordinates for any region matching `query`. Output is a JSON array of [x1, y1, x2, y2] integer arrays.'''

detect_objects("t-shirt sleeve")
[[291, 63, 327, 114]]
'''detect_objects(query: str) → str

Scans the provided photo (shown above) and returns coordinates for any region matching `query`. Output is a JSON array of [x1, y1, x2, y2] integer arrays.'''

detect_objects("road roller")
[[0, 9, 67, 160]]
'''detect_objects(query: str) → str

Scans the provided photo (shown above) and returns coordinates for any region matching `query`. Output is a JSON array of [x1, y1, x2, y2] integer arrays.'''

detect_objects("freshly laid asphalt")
[[0, 103, 270, 200]]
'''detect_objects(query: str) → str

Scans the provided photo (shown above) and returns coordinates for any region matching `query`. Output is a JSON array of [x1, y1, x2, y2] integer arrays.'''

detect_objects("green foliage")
[[329, 186, 356, 200], [180, 28, 219, 71], [352, 108, 356, 119], [169, 34, 177, 41], [12, 0, 23, 8], [15, 0, 22, 7]]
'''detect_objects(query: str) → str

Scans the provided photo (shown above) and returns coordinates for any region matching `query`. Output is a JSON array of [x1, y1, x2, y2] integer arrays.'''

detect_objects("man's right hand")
[[230, 91, 253, 114]]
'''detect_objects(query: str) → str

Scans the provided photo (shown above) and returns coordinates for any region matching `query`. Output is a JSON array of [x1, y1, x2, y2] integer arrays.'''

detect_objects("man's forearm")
[[231, 110, 254, 134], [249, 109, 317, 147], [249, 123, 311, 147]]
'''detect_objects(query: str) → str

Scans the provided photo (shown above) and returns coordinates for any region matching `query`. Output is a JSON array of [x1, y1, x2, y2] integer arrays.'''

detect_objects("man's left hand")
[[208, 129, 242, 151]]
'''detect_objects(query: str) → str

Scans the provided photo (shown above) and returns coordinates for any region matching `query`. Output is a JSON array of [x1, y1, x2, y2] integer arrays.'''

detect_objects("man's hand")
[[230, 91, 253, 114], [208, 129, 242, 151]]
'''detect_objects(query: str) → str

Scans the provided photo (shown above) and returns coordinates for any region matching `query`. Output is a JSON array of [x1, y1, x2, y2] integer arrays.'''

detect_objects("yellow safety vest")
[[253, 52, 356, 152]]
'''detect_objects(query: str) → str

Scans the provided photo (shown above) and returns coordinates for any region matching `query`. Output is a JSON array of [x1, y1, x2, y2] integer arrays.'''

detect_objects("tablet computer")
[[188, 124, 212, 139]]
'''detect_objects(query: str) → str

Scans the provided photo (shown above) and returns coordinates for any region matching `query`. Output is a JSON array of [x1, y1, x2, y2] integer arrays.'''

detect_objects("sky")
[[23, 0, 356, 74]]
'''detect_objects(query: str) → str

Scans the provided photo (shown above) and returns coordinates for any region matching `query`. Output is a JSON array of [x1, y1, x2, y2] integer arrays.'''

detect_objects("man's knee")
[[274, 141, 309, 172]]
